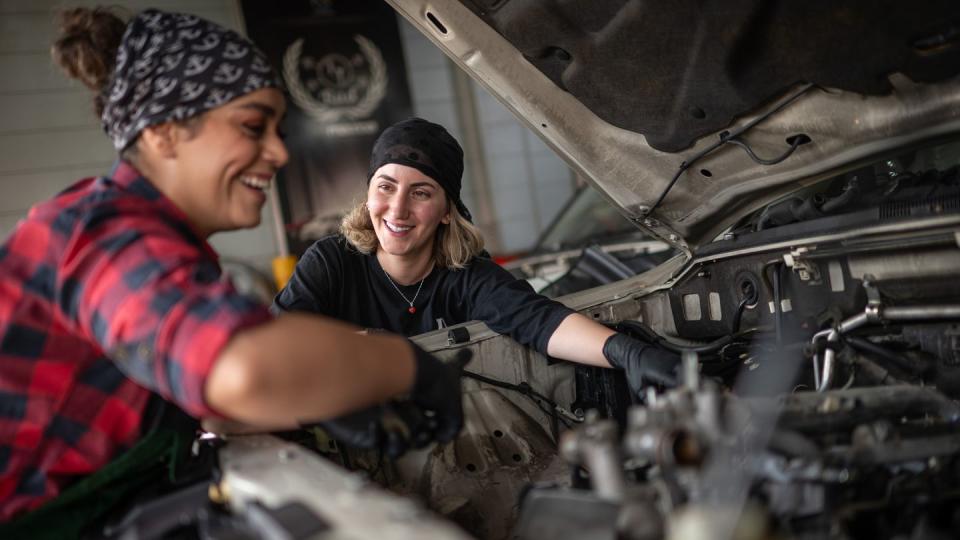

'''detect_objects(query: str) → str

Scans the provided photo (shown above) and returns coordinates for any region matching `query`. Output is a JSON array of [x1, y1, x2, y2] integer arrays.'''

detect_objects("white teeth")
[[240, 176, 271, 190], [385, 221, 412, 233]]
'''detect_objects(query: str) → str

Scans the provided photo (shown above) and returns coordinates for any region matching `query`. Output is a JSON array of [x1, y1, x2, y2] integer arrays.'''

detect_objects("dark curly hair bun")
[[50, 7, 127, 116]]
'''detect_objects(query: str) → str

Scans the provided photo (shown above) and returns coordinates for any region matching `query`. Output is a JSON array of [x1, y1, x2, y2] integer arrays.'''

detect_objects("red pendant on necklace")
[[408, 306, 417, 314]]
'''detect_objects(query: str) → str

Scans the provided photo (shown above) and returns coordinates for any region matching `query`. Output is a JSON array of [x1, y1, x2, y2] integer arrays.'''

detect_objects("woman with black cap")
[[275, 118, 680, 401], [0, 8, 462, 530]]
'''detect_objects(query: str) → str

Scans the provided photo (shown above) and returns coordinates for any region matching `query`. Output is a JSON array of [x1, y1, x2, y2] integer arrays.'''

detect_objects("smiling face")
[[367, 163, 451, 263], [162, 87, 289, 236]]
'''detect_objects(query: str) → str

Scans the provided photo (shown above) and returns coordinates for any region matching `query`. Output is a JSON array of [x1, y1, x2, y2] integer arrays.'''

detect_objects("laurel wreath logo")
[[283, 35, 388, 124]]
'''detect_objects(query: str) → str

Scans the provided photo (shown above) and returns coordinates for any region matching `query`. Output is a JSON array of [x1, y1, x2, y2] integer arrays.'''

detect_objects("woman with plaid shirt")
[[0, 7, 463, 528]]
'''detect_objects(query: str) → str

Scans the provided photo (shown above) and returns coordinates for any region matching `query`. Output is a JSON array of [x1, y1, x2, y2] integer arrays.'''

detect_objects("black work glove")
[[319, 406, 387, 450], [319, 404, 422, 458], [317, 347, 468, 457], [602, 333, 681, 396], [408, 346, 470, 443]]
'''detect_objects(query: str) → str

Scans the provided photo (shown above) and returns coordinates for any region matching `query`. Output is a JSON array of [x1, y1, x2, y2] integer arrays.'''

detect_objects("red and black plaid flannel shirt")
[[0, 161, 271, 520]]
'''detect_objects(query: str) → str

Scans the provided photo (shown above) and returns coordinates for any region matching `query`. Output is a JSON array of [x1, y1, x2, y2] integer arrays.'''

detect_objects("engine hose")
[[461, 370, 578, 440], [815, 303, 960, 391], [617, 320, 760, 355], [845, 336, 923, 376], [731, 298, 750, 334]]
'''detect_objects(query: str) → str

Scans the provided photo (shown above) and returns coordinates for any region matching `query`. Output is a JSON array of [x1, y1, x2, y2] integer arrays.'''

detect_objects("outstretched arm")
[[207, 312, 415, 427], [546, 313, 680, 395], [545, 313, 616, 367], [64, 205, 461, 435]]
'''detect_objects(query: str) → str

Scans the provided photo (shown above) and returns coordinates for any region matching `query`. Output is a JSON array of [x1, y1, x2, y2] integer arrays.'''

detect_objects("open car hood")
[[387, 0, 960, 252]]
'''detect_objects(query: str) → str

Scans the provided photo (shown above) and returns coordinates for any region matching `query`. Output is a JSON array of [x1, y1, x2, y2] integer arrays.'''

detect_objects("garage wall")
[[0, 0, 280, 272], [473, 87, 575, 253]]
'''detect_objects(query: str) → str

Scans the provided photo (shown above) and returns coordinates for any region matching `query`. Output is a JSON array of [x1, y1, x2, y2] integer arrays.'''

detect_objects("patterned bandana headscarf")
[[368, 118, 472, 221], [101, 9, 282, 150]]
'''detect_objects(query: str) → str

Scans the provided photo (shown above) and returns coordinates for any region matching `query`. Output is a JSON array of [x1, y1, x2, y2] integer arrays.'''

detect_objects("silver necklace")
[[382, 269, 426, 314]]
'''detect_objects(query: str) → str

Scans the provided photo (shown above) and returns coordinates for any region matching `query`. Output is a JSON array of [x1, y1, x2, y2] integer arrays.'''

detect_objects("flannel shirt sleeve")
[[59, 204, 271, 418]]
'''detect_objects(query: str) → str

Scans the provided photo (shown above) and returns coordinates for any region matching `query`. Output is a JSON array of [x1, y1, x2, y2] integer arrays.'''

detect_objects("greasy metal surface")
[[847, 249, 960, 281], [218, 434, 472, 540], [666, 217, 960, 299], [765, 385, 960, 432], [560, 416, 625, 502], [387, 0, 960, 250], [512, 489, 622, 540], [419, 389, 568, 540], [422, 338, 577, 439]]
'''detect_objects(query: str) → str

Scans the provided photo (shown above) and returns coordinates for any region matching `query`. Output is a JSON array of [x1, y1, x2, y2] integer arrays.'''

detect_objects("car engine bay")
[[103, 133, 960, 540], [99, 139, 960, 540], [219, 0, 960, 535], [494, 139, 960, 540], [400, 138, 960, 540]]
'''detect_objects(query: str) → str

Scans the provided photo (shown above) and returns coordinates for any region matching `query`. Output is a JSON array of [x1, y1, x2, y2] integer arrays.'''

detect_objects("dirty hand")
[[602, 333, 681, 395]]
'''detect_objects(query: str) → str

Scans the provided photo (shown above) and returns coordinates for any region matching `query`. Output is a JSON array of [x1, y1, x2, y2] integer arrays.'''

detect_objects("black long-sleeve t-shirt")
[[272, 235, 574, 354]]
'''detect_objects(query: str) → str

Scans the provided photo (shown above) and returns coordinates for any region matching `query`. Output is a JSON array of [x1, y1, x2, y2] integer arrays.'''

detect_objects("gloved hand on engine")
[[319, 403, 425, 458], [318, 346, 469, 457], [319, 405, 399, 455], [408, 345, 469, 443], [602, 333, 681, 396]]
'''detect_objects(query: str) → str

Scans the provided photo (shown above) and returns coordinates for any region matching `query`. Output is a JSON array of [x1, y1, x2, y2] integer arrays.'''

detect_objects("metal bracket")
[[634, 216, 690, 256], [784, 247, 821, 282], [862, 276, 882, 323], [447, 326, 471, 346]]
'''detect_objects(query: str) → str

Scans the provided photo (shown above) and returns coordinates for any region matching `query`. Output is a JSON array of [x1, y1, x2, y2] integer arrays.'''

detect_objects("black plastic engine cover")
[[459, 0, 960, 152]]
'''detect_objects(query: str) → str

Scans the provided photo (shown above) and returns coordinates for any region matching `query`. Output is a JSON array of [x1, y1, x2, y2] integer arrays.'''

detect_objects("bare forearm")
[[545, 313, 616, 368], [205, 313, 416, 426]]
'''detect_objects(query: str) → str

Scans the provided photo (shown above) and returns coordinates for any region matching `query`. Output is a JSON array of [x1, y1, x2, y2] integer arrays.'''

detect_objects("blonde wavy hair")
[[340, 198, 485, 270]]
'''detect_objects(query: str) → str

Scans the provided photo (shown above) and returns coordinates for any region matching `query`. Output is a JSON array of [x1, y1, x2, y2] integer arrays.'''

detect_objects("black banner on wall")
[[241, 0, 414, 253]]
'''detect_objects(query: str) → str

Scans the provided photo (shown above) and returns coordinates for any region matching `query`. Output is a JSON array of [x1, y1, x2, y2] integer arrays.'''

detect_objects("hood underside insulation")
[[460, 0, 960, 152]]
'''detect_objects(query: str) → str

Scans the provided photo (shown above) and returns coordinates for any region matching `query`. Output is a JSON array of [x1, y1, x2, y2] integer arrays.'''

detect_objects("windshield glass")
[[538, 188, 639, 250]]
